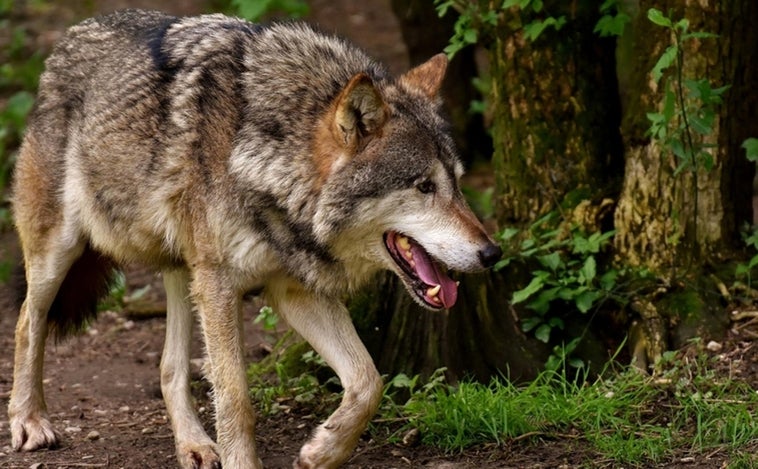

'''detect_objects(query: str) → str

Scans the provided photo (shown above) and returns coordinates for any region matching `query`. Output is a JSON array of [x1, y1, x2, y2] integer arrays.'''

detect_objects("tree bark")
[[491, 0, 623, 224], [613, 0, 758, 367]]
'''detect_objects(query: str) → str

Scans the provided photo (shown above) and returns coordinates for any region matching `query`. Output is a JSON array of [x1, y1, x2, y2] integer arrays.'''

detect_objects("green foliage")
[[247, 338, 339, 416], [434, 0, 567, 58], [1, 19, 45, 232], [254, 305, 279, 333], [501, 0, 566, 42], [735, 225, 758, 290], [434, 0, 498, 58], [645, 8, 724, 178], [742, 137, 758, 162], [98, 270, 127, 311], [496, 212, 621, 345], [461, 186, 494, 220], [230, 0, 309, 21], [594, 0, 630, 37]]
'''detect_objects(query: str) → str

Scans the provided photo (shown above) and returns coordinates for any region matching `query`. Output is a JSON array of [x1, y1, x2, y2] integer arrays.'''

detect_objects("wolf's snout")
[[478, 243, 502, 269]]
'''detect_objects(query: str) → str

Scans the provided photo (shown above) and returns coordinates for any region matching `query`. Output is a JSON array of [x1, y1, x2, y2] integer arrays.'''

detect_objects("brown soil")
[[2, 1, 758, 468]]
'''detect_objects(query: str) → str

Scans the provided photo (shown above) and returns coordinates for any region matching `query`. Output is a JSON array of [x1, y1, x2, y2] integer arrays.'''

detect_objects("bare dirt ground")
[[2, 1, 758, 468]]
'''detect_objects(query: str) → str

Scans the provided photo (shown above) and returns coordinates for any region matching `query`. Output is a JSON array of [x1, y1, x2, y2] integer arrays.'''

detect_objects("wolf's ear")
[[333, 73, 387, 151], [399, 53, 448, 98]]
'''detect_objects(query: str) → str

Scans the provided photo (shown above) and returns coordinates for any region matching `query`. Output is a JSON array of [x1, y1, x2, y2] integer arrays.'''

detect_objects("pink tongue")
[[409, 243, 458, 308]]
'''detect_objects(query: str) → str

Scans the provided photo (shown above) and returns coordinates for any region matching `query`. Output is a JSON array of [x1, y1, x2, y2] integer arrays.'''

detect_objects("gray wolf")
[[9, 9, 501, 468]]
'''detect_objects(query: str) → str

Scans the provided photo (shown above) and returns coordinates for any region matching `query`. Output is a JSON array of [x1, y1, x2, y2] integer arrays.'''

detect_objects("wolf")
[[8, 9, 502, 468]]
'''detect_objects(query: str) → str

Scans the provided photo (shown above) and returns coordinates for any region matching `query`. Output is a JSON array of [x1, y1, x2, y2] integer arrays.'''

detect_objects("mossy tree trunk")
[[491, 1, 623, 224], [613, 0, 758, 368]]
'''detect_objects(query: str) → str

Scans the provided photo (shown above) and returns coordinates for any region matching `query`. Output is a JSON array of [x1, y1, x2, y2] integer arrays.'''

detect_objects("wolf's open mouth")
[[383, 231, 458, 309]]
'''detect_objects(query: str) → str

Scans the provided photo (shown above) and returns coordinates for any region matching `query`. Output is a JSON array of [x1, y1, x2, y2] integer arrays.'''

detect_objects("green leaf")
[[580, 256, 597, 283], [663, 85, 676, 122], [593, 13, 630, 37], [698, 150, 714, 172], [521, 315, 542, 332], [527, 287, 561, 314], [512, 276, 545, 304], [535, 323, 552, 343], [523, 16, 566, 42], [651, 45, 678, 83], [498, 227, 519, 242], [538, 252, 562, 271], [599, 269, 618, 291], [435, 0, 455, 17], [575, 290, 601, 313], [689, 113, 714, 135], [647, 8, 672, 28], [742, 138, 758, 162], [463, 28, 478, 45], [493, 258, 512, 271], [682, 31, 718, 40], [388, 373, 415, 389]]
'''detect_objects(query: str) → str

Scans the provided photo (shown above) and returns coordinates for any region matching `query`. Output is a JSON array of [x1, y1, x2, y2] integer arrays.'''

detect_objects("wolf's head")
[[313, 54, 501, 310]]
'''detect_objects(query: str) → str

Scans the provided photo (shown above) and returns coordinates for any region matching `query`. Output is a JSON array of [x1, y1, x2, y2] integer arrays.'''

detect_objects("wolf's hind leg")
[[9, 238, 85, 451], [161, 269, 221, 469], [268, 280, 383, 469]]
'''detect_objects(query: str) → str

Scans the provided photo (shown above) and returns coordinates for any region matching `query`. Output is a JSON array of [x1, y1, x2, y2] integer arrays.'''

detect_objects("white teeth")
[[397, 236, 411, 251], [426, 284, 441, 297]]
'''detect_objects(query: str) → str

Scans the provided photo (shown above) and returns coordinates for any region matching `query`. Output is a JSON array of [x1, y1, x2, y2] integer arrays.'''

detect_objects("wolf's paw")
[[10, 414, 60, 451], [177, 441, 221, 469], [293, 442, 343, 469]]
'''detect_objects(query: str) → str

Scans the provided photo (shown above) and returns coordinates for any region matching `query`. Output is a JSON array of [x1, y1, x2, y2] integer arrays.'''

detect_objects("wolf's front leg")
[[268, 279, 383, 469], [192, 267, 262, 469], [161, 269, 221, 469]]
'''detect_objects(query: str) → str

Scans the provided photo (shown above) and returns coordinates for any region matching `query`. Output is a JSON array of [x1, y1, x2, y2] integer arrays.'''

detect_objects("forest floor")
[[2, 0, 758, 468]]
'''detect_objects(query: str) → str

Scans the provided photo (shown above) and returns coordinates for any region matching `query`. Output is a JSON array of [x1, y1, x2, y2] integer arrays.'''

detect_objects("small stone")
[[86, 430, 101, 441], [118, 406, 130, 413], [706, 340, 722, 352], [64, 426, 82, 433]]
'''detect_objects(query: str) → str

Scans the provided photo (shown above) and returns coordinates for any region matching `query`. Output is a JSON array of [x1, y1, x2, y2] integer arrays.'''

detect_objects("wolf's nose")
[[478, 243, 502, 268]]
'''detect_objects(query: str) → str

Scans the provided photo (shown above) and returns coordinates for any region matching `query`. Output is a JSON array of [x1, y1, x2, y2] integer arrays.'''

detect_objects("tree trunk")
[[613, 0, 758, 368], [491, 1, 623, 224]]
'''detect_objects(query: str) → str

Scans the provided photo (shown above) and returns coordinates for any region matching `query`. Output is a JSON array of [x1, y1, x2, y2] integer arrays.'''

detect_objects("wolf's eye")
[[416, 179, 436, 194]]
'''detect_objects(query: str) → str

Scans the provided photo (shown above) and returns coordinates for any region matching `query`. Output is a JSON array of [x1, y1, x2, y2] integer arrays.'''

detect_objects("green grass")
[[244, 341, 758, 466], [394, 350, 758, 466]]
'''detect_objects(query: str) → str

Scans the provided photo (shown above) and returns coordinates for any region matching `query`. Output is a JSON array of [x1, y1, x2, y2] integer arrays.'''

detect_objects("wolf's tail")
[[14, 245, 117, 339]]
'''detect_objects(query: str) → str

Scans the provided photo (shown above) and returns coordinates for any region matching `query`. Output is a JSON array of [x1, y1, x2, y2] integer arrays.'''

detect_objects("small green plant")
[[735, 224, 758, 290], [247, 339, 338, 416], [98, 270, 127, 311], [594, 0, 630, 37], [254, 305, 279, 332], [497, 212, 621, 344]]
